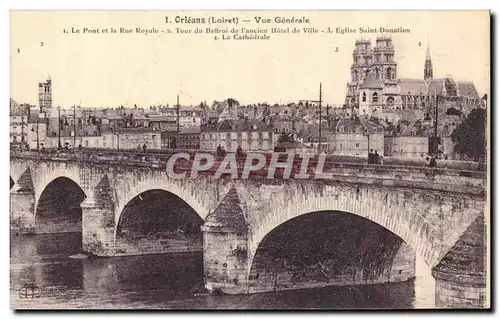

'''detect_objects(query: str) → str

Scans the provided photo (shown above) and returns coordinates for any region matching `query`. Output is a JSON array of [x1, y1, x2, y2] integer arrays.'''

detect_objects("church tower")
[[372, 36, 397, 84], [351, 39, 373, 84], [424, 43, 433, 81], [38, 76, 52, 113], [345, 39, 373, 109]]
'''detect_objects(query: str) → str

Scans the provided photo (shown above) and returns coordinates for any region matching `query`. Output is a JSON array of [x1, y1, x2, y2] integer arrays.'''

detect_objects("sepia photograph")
[[9, 10, 490, 310]]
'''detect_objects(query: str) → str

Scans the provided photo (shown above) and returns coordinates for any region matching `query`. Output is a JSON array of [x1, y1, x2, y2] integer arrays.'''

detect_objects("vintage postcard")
[[9, 10, 490, 310]]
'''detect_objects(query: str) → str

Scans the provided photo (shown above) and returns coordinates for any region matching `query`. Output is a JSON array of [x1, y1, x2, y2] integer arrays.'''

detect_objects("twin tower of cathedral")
[[344, 36, 435, 114]]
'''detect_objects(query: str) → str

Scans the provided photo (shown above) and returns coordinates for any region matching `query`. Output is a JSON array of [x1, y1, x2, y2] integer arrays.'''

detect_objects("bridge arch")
[[32, 168, 84, 216], [113, 188, 205, 253], [248, 210, 416, 293], [114, 178, 211, 230], [35, 176, 87, 233], [248, 186, 442, 272]]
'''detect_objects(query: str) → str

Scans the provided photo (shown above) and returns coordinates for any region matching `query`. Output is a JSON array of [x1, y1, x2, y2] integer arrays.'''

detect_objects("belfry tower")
[[38, 76, 52, 113]]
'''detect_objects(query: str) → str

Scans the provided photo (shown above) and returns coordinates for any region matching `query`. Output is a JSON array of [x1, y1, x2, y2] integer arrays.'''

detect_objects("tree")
[[450, 108, 486, 161], [226, 98, 240, 107]]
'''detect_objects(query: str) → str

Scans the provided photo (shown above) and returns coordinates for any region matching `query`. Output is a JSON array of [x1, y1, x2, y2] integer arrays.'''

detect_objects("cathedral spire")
[[424, 40, 433, 81]]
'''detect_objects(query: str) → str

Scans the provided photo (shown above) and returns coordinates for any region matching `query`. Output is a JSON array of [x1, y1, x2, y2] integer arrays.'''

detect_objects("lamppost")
[[20, 112, 25, 144], [58, 106, 62, 149], [31, 117, 39, 150], [363, 128, 370, 161], [114, 130, 120, 151], [73, 104, 77, 148]]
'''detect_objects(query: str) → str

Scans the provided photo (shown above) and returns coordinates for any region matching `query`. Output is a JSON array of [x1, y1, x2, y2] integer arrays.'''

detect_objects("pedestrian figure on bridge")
[[379, 156, 384, 165], [217, 144, 222, 158], [374, 151, 380, 165], [137, 145, 141, 152], [236, 145, 243, 160], [429, 156, 437, 168], [142, 143, 147, 153], [368, 149, 374, 164], [221, 146, 226, 158]]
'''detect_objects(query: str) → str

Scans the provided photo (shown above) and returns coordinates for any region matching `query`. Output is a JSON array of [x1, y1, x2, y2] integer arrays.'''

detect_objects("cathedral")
[[344, 36, 482, 117]]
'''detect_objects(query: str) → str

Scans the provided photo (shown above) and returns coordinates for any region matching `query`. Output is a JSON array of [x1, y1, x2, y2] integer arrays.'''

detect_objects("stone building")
[[27, 112, 48, 150], [327, 117, 384, 156], [383, 119, 429, 158], [112, 127, 161, 150], [301, 126, 329, 153], [148, 115, 177, 131], [177, 126, 201, 150], [344, 37, 482, 117], [179, 106, 203, 128], [61, 127, 162, 150], [160, 106, 203, 128], [200, 118, 275, 152], [9, 100, 28, 145], [384, 136, 429, 158]]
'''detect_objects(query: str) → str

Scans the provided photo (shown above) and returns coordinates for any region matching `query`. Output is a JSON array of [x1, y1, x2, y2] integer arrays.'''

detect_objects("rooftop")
[[203, 119, 273, 132], [360, 73, 383, 89], [117, 127, 156, 134]]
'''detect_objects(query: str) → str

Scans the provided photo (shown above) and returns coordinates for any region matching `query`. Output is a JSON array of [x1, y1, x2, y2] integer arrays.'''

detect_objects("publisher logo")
[[18, 284, 67, 299]]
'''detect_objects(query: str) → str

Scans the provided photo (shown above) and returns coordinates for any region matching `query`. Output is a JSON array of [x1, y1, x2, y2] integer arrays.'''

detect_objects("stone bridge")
[[10, 151, 488, 308]]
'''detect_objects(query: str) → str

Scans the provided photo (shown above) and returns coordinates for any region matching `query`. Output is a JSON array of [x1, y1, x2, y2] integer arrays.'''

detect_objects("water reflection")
[[11, 233, 435, 309]]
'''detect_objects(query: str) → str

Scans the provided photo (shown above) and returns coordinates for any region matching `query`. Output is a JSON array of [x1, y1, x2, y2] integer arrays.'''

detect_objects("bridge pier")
[[10, 187, 35, 234], [81, 199, 116, 256], [433, 270, 486, 308], [201, 188, 250, 294], [202, 224, 250, 294], [432, 214, 487, 308]]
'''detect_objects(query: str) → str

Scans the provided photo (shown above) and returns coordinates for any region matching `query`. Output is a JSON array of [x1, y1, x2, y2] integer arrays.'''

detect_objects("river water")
[[10, 232, 436, 310]]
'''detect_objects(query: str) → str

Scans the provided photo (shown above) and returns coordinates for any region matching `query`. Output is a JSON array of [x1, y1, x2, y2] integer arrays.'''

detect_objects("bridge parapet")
[[11, 150, 486, 197], [11, 149, 485, 170]]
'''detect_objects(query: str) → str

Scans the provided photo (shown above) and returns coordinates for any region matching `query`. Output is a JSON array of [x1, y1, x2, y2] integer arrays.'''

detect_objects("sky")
[[10, 11, 490, 108]]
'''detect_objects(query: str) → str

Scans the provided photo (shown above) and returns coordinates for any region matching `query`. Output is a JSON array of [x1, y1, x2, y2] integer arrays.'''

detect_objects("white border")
[[2, 1, 498, 318]]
